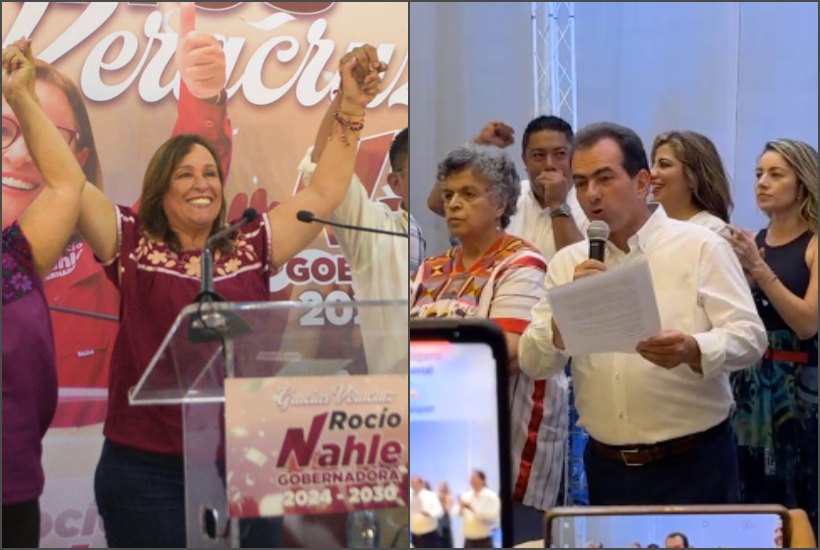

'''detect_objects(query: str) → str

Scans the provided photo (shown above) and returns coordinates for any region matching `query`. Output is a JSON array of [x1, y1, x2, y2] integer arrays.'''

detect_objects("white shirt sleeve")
[[691, 237, 768, 379], [297, 145, 387, 267], [518, 253, 572, 380]]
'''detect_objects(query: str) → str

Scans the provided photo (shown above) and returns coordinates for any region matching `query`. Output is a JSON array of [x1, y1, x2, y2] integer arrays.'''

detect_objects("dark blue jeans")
[[95, 439, 282, 548], [584, 419, 740, 505]]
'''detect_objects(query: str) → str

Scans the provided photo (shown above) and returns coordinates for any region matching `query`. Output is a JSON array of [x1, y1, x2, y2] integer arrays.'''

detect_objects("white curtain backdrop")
[[410, 2, 536, 255]]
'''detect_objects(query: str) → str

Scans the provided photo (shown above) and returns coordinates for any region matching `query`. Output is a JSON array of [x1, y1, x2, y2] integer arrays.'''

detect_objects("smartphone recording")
[[409, 320, 513, 548]]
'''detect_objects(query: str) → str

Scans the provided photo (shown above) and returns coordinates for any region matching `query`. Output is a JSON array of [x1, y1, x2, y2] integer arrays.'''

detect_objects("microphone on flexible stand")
[[296, 210, 409, 238], [189, 208, 258, 343], [195, 208, 258, 303], [587, 220, 610, 262]]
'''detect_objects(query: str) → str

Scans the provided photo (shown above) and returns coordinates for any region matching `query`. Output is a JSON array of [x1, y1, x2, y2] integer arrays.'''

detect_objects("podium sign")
[[225, 374, 408, 518], [128, 300, 408, 548]]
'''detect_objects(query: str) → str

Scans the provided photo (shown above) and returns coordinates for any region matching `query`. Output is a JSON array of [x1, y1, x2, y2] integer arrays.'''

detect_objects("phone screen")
[[548, 511, 785, 548], [409, 338, 506, 548]]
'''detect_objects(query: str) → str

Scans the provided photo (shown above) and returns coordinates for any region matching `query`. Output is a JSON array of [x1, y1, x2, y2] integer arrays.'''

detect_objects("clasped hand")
[[1, 38, 37, 104]]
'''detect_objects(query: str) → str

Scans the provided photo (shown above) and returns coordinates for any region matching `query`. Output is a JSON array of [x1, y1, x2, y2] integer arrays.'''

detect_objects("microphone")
[[296, 210, 409, 238], [587, 220, 610, 262], [196, 208, 258, 303], [189, 208, 258, 343]]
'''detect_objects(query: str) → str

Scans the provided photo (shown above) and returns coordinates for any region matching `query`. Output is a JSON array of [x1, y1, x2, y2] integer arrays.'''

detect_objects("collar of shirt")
[[606, 204, 669, 260]]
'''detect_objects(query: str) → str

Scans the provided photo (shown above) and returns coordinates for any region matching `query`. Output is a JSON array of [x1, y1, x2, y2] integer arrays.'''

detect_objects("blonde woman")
[[728, 139, 818, 534]]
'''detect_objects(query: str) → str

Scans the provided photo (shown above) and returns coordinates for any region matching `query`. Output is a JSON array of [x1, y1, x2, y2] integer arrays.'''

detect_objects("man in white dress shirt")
[[519, 122, 767, 505], [410, 476, 443, 548], [455, 470, 501, 548]]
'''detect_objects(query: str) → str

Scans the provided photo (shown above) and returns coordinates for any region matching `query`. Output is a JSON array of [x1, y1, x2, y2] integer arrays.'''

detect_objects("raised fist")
[[175, 2, 227, 101], [474, 120, 515, 148]]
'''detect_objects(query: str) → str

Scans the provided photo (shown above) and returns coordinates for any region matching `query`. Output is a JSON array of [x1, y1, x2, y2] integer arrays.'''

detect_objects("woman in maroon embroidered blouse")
[[66, 49, 383, 547], [2, 8, 234, 429], [2, 40, 90, 548]]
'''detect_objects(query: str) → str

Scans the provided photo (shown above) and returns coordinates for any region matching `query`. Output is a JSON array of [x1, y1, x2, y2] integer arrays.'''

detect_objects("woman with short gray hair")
[[411, 142, 545, 371], [411, 144, 551, 541], [436, 143, 521, 230]]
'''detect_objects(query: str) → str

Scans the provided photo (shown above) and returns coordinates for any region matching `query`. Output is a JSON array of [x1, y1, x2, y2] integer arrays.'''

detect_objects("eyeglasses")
[[2, 115, 80, 151]]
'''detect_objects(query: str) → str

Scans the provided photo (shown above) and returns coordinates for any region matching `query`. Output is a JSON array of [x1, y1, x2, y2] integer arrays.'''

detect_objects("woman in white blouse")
[[650, 130, 733, 233]]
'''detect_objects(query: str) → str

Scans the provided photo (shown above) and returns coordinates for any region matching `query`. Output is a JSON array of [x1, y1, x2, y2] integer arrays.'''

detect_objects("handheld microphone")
[[587, 220, 610, 262], [196, 208, 259, 303], [296, 210, 409, 238]]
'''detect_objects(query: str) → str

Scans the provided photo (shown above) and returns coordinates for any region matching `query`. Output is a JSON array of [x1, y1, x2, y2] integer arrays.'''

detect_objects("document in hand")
[[548, 258, 662, 355]]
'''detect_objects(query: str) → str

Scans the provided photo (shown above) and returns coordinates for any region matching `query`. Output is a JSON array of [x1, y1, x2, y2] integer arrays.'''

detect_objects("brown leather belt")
[[588, 417, 730, 467]]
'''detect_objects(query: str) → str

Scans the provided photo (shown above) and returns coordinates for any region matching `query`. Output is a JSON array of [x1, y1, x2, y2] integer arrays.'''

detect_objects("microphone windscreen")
[[242, 208, 259, 222], [296, 210, 314, 223], [587, 220, 610, 241]]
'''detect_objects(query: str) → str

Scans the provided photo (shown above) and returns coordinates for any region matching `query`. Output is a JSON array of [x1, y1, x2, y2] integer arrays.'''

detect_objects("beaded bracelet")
[[334, 110, 365, 131]]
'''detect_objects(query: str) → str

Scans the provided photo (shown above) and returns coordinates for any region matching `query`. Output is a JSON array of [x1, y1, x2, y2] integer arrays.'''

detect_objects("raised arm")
[[310, 45, 382, 164], [310, 90, 342, 164], [76, 182, 118, 263], [173, 2, 232, 178], [267, 50, 383, 268], [2, 40, 88, 277]]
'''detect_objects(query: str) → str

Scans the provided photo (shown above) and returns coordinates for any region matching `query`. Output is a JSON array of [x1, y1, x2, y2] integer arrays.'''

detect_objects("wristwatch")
[[549, 203, 572, 218]]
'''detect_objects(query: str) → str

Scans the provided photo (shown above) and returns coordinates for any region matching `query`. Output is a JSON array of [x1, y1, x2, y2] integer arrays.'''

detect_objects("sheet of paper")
[[548, 258, 662, 355]]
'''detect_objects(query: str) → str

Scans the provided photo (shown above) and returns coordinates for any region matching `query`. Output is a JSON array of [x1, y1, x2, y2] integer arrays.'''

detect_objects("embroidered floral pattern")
[[2, 222, 37, 305], [131, 231, 261, 280], [184, 256, 201, 278], [146, 249, 171, 266], [217, 258, 241, 276]]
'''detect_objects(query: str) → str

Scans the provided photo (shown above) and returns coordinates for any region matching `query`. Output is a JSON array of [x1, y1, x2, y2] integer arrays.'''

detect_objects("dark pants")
[[585, 419, 740, 505], [411, 530, 442, 548], [95, 439, 282, 548], [512, 502, 545, 546], [464, 536, 494, 548], [2, 499, 40, 548], [439, 525, 453, 548]]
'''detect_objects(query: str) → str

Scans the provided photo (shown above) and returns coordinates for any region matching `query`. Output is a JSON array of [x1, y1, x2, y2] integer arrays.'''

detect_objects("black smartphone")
[[409, 318, 513, 548], [545, 505, 791, 549]]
